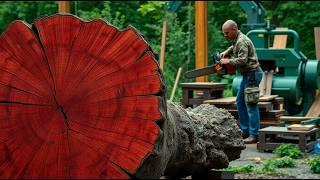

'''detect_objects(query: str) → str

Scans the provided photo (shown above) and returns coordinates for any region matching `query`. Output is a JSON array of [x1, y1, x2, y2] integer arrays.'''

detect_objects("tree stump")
[[0, 14, 245, 179]]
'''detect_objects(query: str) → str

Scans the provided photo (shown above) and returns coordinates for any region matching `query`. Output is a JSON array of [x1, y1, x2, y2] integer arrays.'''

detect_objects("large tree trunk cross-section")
[[0, 14, 245, 179]]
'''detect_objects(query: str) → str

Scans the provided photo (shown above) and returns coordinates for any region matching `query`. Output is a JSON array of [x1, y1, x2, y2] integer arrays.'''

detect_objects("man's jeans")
[[236, 67, 263, 138]]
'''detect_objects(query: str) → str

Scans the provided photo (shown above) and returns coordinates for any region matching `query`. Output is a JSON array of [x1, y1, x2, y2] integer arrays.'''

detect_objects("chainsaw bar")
[[185, 65, 217, 78]]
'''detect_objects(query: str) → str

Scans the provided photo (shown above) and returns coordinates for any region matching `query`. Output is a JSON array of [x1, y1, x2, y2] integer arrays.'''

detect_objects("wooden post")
[[195, 1, 208, 82], [169, 66, 182, 101], [315, 27, 320, 60], [159, 20, 167, 71], [58, 1, 70, 13]]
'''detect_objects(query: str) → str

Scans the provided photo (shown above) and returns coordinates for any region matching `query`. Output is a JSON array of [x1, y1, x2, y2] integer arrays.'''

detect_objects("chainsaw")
[[185, 52, 236, 78]]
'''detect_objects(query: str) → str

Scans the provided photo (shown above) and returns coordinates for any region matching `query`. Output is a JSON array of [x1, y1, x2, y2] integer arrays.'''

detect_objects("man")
[[219, 20, 263, 144]]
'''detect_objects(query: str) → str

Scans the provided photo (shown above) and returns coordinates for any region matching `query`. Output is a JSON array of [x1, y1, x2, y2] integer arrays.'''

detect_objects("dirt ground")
[[230, 143, 320, 179]]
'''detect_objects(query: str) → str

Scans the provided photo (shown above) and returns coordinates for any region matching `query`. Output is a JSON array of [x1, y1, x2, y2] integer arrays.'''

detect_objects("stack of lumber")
[[203, 95, 285, 128]]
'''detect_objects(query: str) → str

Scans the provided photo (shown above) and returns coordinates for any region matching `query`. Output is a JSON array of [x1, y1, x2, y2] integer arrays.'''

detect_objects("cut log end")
[[0, 13, 244, 179], [0, 13, 165, 178]]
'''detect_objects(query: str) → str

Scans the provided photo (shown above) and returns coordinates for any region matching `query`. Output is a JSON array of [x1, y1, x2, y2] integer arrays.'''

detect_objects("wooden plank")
[[169, 67, 182, 101], [287, 124, 315, 131], [180, 82, 226, 89], [180, 82, 226, 86], [306, 90, 320, 117], [260, 126, 319, 133], [315, 27, 320, 60], [280, 116, 313, 123], [280, 116, 314, 121], [260, 110, 284, 119], [265, 71, 273, 96], [260, 119, 281, 126], [259, 71, 267, 96], [272, 27, 288, 49], [259, 95, 279, 102], [203, 97, 236, 105]]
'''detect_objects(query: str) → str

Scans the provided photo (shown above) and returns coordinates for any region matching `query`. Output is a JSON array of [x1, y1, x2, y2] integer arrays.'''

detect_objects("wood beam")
[[58, 1, 70, 13], [195, 1, 208, 82], [159, 20, 167, 71]]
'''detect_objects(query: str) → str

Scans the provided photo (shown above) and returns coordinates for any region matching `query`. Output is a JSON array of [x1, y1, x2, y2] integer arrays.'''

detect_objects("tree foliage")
[[0, 1, 319, 101]]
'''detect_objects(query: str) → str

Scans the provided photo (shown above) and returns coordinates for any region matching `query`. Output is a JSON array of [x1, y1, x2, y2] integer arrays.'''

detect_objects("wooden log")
[[0, 14, 245, 179]]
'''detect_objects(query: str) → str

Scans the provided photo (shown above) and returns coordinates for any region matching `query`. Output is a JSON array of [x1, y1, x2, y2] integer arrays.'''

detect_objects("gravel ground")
[[230, 144, 320, 179]]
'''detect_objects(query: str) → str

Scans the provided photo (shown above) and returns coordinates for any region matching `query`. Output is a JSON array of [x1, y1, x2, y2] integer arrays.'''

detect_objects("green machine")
[[232, 1, 320, 116]]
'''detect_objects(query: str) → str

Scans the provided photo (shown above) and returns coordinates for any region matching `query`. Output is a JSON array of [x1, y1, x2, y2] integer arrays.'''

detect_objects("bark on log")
[[0, 14, 245, 179], [136, 102, 245, 178]]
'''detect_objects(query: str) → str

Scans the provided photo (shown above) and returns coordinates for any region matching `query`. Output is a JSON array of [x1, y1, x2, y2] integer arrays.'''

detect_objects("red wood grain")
[[0, 14, 164, 178]]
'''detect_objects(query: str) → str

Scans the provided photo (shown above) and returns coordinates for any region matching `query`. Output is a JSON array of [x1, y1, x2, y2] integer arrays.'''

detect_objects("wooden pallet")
[[257, 126, 319, 152]]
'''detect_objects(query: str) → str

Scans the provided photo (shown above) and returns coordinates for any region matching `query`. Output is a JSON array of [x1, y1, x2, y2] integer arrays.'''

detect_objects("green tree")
[[263, 1, 320, 59], [0, 1, 57, 33]]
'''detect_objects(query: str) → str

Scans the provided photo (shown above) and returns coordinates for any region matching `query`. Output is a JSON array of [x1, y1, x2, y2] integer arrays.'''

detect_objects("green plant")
[[308, 155, 320, 173], [262, 156, 295, 170], [225, 164, 255, 173], [274, 144, 303, 159], [260, 159, 278, 174], [272, 156, 296, 168]]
